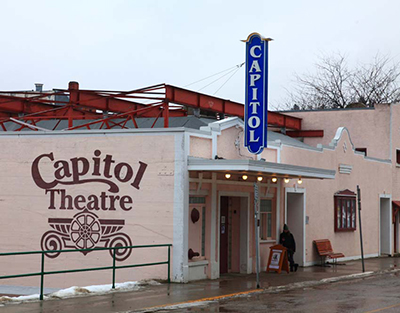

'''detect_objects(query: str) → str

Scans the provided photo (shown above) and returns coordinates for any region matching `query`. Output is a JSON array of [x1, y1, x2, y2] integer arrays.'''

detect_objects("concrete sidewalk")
[[1, 257, 400, 313]]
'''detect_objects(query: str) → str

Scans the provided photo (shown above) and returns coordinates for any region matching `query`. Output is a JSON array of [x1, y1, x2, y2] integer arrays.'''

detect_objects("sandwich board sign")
[[267, 244, 290, 274], [243, 32, 272, 155]]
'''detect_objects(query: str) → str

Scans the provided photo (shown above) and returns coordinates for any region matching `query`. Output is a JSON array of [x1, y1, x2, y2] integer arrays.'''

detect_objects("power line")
[[184, 64, 241, 88], [198, 67, 239, 92], [213, 63, 244, 95]]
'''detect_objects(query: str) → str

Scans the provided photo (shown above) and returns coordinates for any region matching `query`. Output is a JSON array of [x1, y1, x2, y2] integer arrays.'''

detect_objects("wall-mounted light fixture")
[[242, 175, 248, 180], [257, 176, 263, 182], [271, 177, 278, 183], [284, 178, 290, 183], [298, 178, 303, 184], [225, 173, 231, 179]]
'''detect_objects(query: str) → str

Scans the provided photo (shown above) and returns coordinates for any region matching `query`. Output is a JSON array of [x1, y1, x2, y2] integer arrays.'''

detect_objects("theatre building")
[[0, 82, 397, 288]]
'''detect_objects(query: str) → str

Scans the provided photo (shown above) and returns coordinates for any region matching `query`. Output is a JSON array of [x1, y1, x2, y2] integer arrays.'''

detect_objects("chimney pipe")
[[68, 81, 79, 90], [35, 83, 43, 92]]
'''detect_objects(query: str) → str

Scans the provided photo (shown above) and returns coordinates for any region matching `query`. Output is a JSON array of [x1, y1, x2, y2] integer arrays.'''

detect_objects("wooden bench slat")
[[313, 239, 344, 264], [328, 253, 345, 258]]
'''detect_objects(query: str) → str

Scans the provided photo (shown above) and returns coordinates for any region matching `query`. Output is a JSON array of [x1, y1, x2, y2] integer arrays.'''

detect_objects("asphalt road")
[[2, 270, 400, 313], [171, 272, 400, 313]]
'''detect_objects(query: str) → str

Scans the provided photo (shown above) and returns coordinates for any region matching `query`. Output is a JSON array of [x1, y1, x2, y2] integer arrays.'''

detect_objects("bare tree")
[[285, 53, 400, 110]]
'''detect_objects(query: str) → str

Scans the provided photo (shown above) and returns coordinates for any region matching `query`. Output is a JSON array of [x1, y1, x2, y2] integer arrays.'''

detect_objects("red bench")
[[313, 239, 345, 266]]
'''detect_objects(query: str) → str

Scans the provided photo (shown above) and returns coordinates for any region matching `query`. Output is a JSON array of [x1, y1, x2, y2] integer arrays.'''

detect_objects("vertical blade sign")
[[244, 33, 270, 154]]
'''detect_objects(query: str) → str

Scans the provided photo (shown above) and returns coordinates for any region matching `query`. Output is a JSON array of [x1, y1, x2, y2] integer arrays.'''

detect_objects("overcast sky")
[[1, 0, 400, 109]]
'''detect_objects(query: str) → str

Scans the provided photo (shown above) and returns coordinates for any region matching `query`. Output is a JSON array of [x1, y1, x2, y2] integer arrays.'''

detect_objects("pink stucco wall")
[[189, 114, 395, 270], [216, 128, 277, 162], [287, 104, 391, 160], [0, 133, 176, 288], [218, 128, 256, 160], [259, 148, 278, 163], [389, 103, 400, 202], [190, 137, 212, 159], [281, 129, 392, 262]]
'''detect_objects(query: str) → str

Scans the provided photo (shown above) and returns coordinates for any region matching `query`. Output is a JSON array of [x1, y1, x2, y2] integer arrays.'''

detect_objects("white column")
[[276, 180, 281, 242], [210, 172, 219, 279], [172, 133, 189, 282]]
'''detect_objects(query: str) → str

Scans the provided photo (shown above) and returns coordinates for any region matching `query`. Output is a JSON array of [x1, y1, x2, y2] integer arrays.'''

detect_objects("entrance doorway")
[[395, 209, 399, 254], [219, 196, 249, 275], [285, 188, 305, 266], [393, 201, 400, 254], [394, 211, 399, 254], [380, 197, 391, 255]]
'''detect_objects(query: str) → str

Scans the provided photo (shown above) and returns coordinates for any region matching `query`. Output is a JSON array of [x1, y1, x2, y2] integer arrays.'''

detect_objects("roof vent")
[[35, 83, 43, 92]]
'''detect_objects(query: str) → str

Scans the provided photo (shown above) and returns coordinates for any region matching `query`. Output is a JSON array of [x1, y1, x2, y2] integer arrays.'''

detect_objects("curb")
[[135, 268, 400, 312]]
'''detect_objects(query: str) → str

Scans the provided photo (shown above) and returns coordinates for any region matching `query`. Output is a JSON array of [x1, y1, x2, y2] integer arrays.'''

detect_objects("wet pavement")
[[184, 273, 400, 312], [0, 285, 60, 297], [1, 257, 400, 313]]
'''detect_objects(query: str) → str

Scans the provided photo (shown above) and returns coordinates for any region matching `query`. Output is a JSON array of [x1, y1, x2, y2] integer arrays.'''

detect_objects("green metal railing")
[[0, 244, 172, 300]]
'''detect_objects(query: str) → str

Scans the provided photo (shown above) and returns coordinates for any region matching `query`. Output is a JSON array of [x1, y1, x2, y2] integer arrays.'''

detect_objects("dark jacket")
[[279, 231, 296, 252]]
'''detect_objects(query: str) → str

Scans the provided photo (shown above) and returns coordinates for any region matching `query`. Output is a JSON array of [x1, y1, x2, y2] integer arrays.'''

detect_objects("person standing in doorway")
[[279, 224, 298, 272]]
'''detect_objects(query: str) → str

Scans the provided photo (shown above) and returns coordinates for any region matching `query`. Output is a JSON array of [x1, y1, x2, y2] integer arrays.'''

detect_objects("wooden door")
[[395, 212, 398, 254], [220, 196, 229, 274]]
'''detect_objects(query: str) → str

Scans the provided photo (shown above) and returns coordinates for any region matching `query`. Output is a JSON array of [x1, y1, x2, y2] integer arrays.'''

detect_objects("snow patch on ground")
[[320, 271, 374, 283], [138, 301, 215, 312], [0, 280, 161, 304], [0, 294, 41, 302], [161, 301, 215, 310]]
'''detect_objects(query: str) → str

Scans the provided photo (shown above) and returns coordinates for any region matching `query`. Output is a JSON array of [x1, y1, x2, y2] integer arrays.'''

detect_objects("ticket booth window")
[[189, 197, 206, 257], [260, 199, 272, 240]]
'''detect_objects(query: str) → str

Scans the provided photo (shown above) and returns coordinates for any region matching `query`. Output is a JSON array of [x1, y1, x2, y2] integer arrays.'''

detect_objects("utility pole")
[[357, 185, 365, 272], [254, 183, 260, 288]]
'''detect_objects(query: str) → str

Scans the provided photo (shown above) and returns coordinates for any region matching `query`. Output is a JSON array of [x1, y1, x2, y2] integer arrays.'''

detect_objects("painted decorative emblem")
[[33, 150, 147, 261], [41, 210, 132, 261]]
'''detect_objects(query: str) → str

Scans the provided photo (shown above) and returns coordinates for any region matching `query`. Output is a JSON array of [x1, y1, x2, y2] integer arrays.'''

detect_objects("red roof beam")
[[268, 112, 302, 130], [57, 83, 166, 99], [67, 83, 180, 117], [66, 104, 164, 131], [0, 92, 68, 105], [285, 130, 324, 138], [69, 92, 186, 117], [74, 92, 148, 112], [165, 85, 302, 130], [0, 112, 12, 118], [0, 99, 56, 114], [166, 85, 245, 117]]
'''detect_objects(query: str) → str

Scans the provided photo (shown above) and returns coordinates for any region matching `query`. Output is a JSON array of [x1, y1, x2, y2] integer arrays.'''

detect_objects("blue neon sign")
[[244, 33, 270, 154]]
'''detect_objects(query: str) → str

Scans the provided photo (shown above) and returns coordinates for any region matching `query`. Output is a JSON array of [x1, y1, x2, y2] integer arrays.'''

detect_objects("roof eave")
[[187, 158, 336, 180]]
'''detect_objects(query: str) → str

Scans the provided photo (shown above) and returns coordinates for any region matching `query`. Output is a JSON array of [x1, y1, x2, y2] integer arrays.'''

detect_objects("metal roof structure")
[[0, 81, 322, 137]]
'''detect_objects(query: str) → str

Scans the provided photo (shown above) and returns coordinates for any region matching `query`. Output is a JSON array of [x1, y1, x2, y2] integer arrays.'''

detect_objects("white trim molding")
[[188, 157, 336, 180], [339, 164, 353, 174]]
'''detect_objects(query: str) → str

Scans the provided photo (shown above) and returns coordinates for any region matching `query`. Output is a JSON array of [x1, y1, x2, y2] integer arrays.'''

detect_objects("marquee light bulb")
[[271, 177, 278, 183], [257, 176, 263, 182], [242, 175, 248, 180], [225, 173, 231, 179]]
